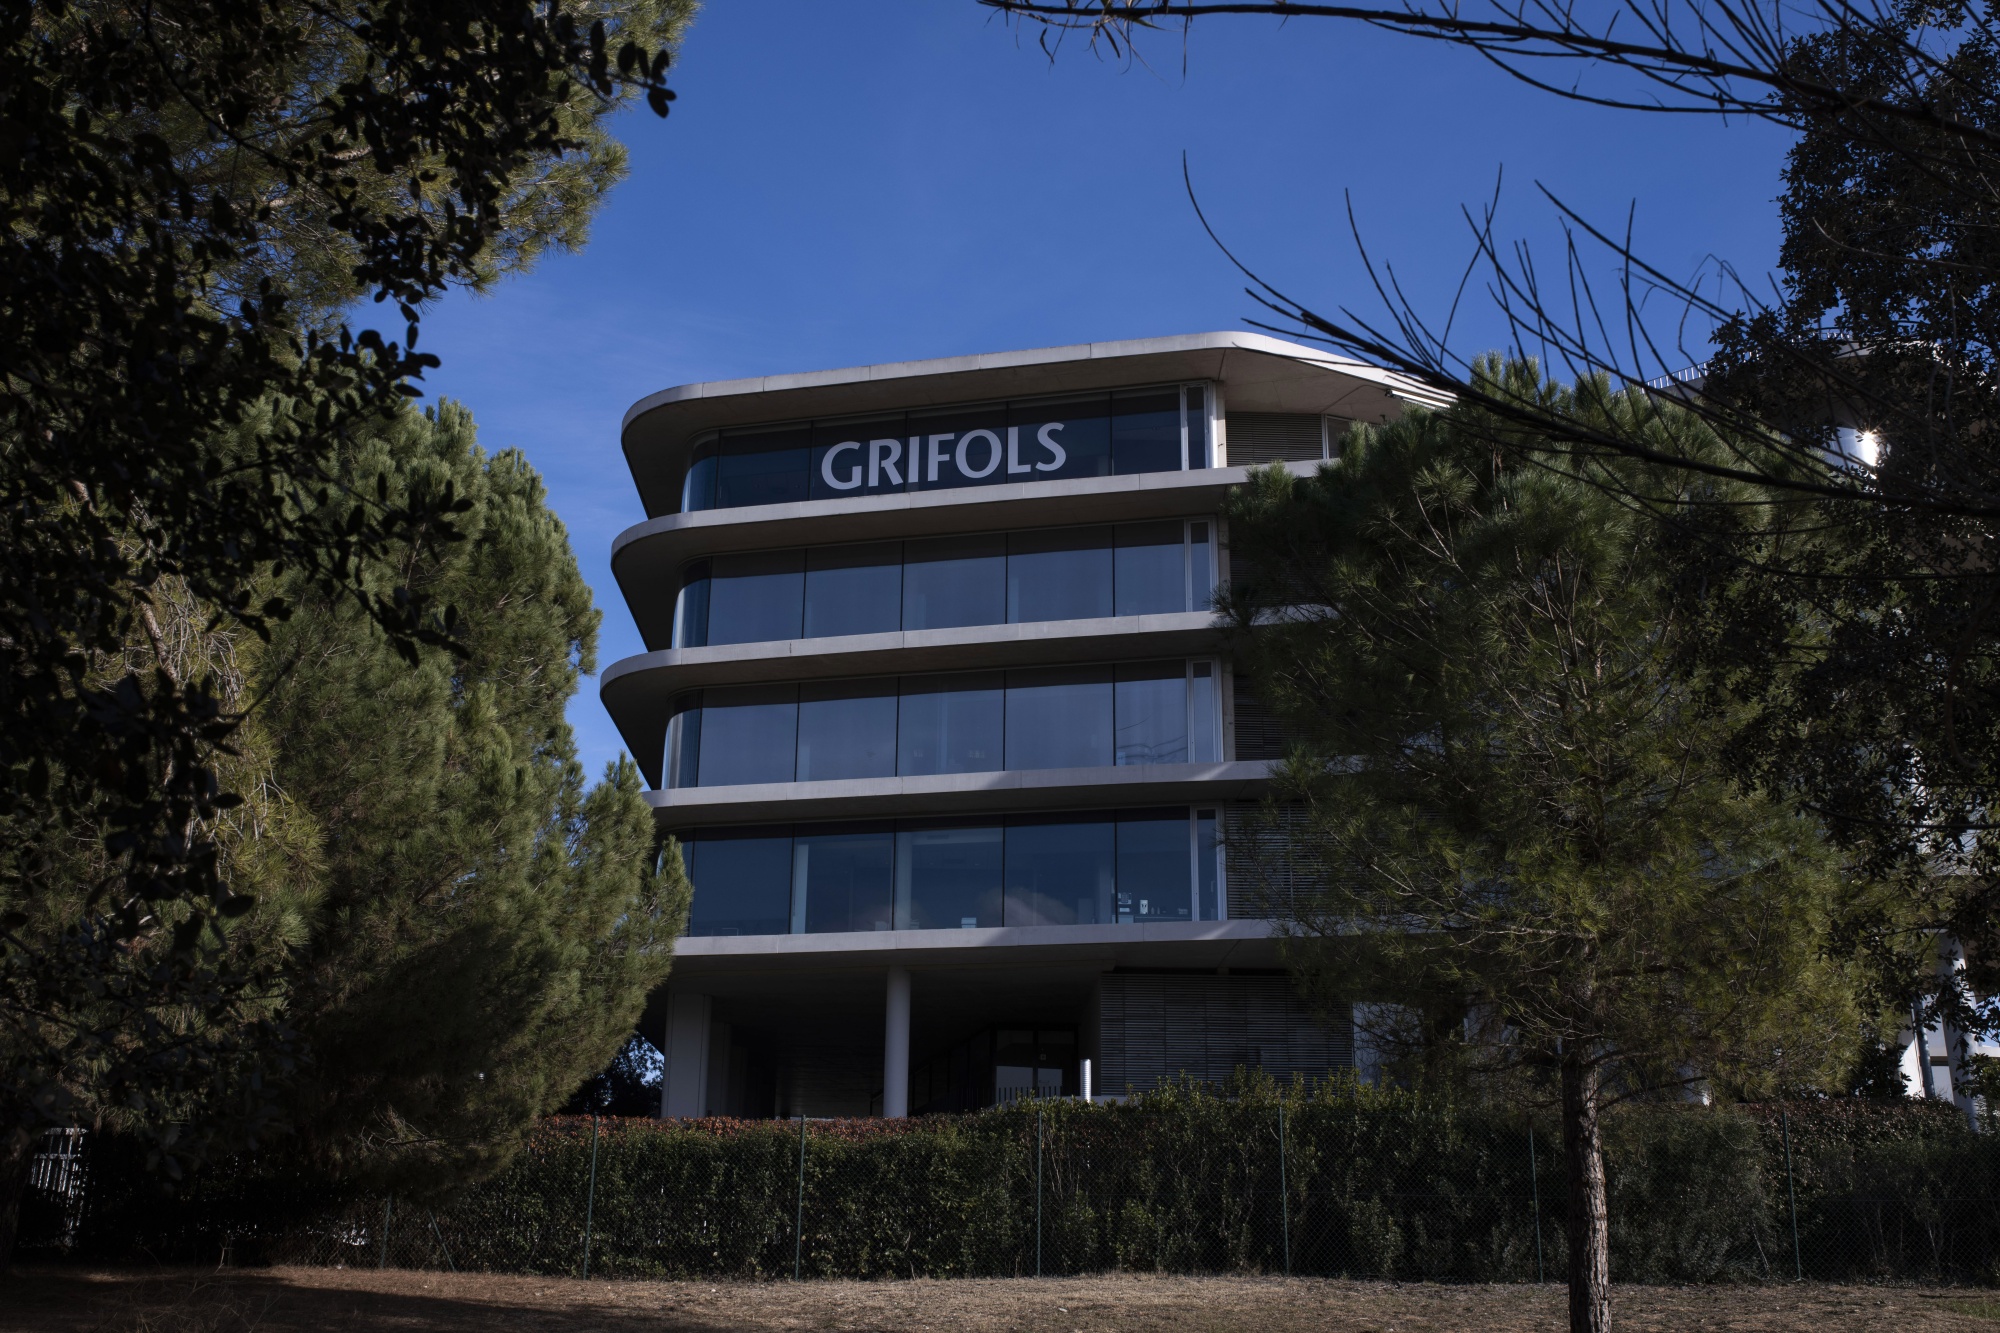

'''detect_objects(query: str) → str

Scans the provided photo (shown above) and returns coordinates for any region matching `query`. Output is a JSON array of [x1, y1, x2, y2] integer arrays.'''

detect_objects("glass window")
[[1004, 816, 1114, 926], [895, 821, 1003, 929], [1112, 388, 1183, 476], [796, 681, 898, 782], [1008, 394, 1111, 481], [804, 543, 902, 638], [1114, 661, 1189, 765], [686, 831, 792, 936], [696, 684, 797, 787], [706, 550, 804, 646], [908, 404, 1013, 491], [665, 695, 702, 788], [1185, 386, 1211, 468], [1189, 521, 1214, 611], [1117, 810, 1193, 923], [1006, 665, 1113, 771], [898, 672, 1004, 775], [1114, 522, 1186, 617], [995, 1027, 1037, 1103], [903, 533, 1006, 630], [1008, 527, 1112, 624], [1190, 661, 1219, 763], [681, 440, 718, 513], [716, 426, 811, 509], [1196, 809, 1221, 921], [673, 562, 712, 649], [810, 417, 909, 500], [791, 825, 894, 933]]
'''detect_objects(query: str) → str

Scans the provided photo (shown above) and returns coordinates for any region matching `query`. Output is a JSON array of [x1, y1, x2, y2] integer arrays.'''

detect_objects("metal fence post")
[[378, 1197, 393, 1270], [581, 1115, 601, 1279], [1277, 1101, 1292, 1276], [1035, 1099, 1045, 1279], [1780, 1103, 1804, 1281], [794, 1114, 807, 1281], [1528, 1121, 1544, 1283]]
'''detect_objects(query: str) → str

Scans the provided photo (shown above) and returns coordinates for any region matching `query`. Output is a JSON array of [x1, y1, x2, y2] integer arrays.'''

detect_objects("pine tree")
[[1223, 361, 1869, 1333], [254, 401, 686, 1189]]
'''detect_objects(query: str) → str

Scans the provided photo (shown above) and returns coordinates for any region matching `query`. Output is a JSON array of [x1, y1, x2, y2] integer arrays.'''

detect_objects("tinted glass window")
[[908, 404, 1012, 491], [1004, 817, 1114, 926], [665, 696, 702, 788], [1008, 527, 1112, 624], [791, 826, 894, 933], [796, 681, 898, 782], [1189, 521, 1214, 611], [1112, 389, 1183, 475], [810, 417, 908, 500], [1189, 661, 1219, 763], [1114, 661, 1188, 765], [1118, 811, 1191, 922], [1185, 386, 1211, 468], [896, 822, 1002, 929], [696, 684, 797, 786], [706, 550, 804, 645], [681, 444, 717, 513], [686, 832, 792, 936], [673, 562, 712, 649], [804, 543, 902, 638], [716, 426, 810, 508], [1196, 809, 1221, 921], [898, 672, 1003, 775], [1114, 522, 1186, 616], [1005, 665, 1113, 771], [903, 534, 1006, 630], [1009, 394, 1111, 480]]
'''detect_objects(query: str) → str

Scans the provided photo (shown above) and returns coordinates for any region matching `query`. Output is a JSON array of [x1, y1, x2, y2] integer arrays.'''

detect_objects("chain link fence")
[[22, 1086, 2000, 1283]]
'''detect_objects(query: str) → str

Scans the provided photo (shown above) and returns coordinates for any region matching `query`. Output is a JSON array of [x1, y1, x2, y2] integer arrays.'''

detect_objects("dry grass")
[[4, 1266, 1999, 1332]]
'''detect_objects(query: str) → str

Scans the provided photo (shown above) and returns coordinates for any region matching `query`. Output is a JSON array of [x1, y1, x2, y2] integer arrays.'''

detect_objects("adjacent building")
[[601, 332, 1440, 1117]]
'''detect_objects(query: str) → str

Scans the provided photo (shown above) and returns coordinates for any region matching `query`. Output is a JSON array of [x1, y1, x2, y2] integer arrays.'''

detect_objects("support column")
[[660, 991, 711, 1120], [883, 966, 911, 1118]]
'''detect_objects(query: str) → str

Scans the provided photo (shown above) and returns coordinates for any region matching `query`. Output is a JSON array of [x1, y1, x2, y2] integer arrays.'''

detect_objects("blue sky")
[[409, 0, 1793, 781]]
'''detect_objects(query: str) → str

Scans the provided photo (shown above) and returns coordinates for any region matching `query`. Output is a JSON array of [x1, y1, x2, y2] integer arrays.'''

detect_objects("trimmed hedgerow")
[[28, 1081, 2000, 1282]]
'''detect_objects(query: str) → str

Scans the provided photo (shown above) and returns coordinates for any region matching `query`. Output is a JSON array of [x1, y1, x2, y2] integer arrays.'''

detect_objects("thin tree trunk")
[[1562, 1051, 1611, 1333]]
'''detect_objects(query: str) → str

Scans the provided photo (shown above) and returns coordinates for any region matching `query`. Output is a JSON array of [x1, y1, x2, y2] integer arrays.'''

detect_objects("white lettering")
[[868, 438, 904, 488], [927, 434, 953, 484], [1006, 426, 1032, 474], [956, 428, 1002, 479], [821, 440, 863, 491], [1035, 422, 1067, 472]]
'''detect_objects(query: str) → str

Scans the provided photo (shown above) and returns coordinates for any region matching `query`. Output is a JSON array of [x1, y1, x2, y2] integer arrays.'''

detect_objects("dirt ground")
[[4, 1266, 1999, 1333]]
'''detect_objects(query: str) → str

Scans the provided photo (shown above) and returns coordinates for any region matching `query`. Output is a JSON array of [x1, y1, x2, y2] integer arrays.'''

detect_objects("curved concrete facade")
[[602, 333, 1423, 1118]]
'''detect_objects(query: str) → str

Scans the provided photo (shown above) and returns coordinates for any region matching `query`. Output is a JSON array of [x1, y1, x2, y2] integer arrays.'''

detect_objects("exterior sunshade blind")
[[1225, 412, 1332, 465]]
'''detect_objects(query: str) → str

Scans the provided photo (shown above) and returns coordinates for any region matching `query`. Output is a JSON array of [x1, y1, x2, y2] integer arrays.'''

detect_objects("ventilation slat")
[[1226, 412, 1332, 465]]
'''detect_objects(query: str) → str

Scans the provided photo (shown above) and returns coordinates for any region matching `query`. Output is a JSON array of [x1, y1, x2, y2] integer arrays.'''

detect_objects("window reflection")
[[682, 808, 1221, 937], [897, 672, 1004, 776], [796, 681, 898, 782], [1005, 666, 1113, 771], [706, 551, 803, 646], [1008, 527, 1112, 624], [666, 660, 1219, 788], [804, 543, 902, 639], [790, 825, 894, 933], [714, 426, 810, 509], [903, 534, 1006, 631], [673, 520, 1216, 649], [695, 684, 797, 787], [895, 822, 1002, 929]]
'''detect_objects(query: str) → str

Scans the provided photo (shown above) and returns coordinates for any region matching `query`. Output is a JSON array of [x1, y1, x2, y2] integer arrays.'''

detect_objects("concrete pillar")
[[661, 991, 711, 1119], [883, 966, 911, 1118]]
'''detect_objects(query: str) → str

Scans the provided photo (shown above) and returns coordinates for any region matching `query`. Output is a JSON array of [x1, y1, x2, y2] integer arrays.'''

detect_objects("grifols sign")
[[819, 424, 1069, 492]]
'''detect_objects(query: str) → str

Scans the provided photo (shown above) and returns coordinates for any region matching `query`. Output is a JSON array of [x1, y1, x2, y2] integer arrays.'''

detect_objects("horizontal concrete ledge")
[[670, 917, 1280, 968], [602, 611, 1221, 696], [609, 466, 1279, 652], [643, 760, 1274, 829], [618, 331, 1442, 517]]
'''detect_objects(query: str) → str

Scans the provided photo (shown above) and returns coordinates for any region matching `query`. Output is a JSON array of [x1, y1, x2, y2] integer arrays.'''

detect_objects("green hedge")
[[27, 1082, 2000, 1282]]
